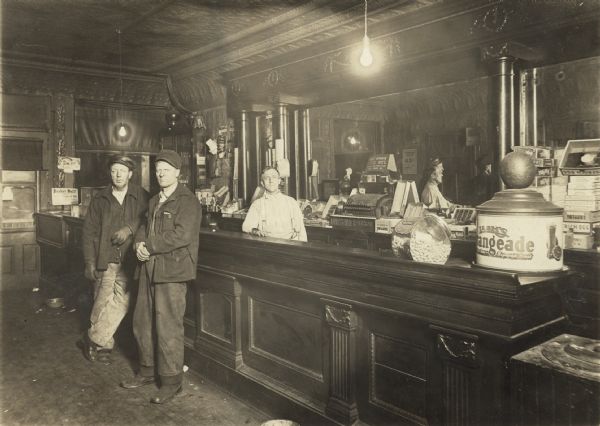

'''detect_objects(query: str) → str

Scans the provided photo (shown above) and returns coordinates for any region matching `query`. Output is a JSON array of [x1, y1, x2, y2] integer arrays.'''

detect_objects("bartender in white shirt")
[[419, 157, 455, 212], [242, 166, 307, 242]]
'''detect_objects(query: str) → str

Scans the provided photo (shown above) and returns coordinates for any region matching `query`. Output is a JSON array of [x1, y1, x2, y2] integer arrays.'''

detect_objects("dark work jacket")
[[83, 184, 149, 271], [135, 183, 201, 283]]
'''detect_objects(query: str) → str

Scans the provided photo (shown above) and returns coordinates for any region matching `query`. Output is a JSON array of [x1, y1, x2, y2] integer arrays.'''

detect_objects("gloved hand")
[[84, 263, 97, 281], [111, 226, 131, 245]]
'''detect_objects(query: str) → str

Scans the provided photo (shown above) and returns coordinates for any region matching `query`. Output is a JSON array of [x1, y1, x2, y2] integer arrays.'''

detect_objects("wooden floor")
[[0, 277, 269, 425]]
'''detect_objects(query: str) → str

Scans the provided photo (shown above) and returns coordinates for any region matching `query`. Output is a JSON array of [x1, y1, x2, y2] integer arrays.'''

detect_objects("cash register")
[[330, 154, 397, 232], [330, 193, 393, 232]]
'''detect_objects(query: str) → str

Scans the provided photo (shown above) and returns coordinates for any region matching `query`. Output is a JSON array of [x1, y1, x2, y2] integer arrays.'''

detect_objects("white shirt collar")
[[263, 190, 281, 200], [159, 182, 178, 202]]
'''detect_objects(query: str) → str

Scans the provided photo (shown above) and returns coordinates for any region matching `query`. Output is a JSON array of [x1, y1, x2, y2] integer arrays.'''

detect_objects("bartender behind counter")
[[418, 157, 455, 213], [242, 166, 307, 242]]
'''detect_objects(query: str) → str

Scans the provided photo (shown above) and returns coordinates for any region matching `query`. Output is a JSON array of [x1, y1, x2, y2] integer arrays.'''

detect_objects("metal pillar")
[[240, 110, 248, 202], [497, 56, 516, 162]]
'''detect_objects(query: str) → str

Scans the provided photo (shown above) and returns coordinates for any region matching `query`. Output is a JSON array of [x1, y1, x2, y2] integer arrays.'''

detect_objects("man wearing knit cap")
[[81, 155, 149, 365], [121, 149, 201, 404]]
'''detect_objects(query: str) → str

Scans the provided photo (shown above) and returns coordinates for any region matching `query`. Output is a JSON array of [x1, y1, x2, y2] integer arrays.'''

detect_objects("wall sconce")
[[165, 112, 180, 130]]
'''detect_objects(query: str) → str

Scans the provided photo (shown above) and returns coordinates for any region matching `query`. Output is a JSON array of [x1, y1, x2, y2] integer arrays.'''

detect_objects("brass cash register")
[[330, 193, 393, 232]]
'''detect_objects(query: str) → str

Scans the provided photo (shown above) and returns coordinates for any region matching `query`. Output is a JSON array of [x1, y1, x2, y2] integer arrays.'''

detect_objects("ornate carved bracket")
[[325, 301, 357, 330], [436, 333, 478, 364], [481, 41, 544, 62]]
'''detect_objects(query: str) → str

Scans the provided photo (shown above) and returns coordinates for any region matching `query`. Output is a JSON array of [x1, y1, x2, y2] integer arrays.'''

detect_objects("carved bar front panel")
[[186, 230, 573, 425]]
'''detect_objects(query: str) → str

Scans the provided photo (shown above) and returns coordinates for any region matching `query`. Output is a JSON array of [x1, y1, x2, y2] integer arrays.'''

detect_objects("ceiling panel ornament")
[[263, 69, 285, 89], [470, 0, 597, 36]]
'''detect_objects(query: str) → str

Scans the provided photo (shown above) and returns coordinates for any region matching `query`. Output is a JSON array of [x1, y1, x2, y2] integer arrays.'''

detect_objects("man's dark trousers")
[[133, 271, 187, 386]]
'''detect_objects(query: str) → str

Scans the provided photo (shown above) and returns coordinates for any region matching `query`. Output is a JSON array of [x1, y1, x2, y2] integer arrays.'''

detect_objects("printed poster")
[[57, 156, 81, 173], [402, 149, 417, 175], [52, 188, 78, 205]]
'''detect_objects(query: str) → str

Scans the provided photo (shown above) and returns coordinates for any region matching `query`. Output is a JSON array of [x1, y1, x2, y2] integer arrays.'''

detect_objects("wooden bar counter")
[[33, 213, 595, 425], [186, 229, 574, 426]]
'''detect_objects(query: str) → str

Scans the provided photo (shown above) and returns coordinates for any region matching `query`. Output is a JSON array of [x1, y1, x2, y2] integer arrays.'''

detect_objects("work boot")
[[96, 349, 112, 365], [120, 374, 156, 389], [150, 384, 182, 404], [80, 334, 99, 362]]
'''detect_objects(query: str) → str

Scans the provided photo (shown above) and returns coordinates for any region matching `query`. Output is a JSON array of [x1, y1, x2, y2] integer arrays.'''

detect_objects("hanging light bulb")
[[359, 0, 373, 67], [360, 35, 373, 67], [116, 28, 128, 139]]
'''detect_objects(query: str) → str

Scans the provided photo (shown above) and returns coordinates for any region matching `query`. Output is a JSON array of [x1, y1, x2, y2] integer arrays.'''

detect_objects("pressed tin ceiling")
[[1, 0, 439, 79], [2, 0, 597, 108]]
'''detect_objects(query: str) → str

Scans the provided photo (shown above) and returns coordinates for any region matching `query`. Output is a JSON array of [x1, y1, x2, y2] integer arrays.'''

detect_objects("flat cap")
[[109, 155, 135, 171], [156, 149, 182, 169]]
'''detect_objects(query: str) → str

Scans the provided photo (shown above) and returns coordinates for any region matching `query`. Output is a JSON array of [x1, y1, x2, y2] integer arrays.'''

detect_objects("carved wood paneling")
[[442, 364, 471, 426], [193, 268, 243, 369], [54, 103, 65, 188], [199, 293, 234, 344], [0, 246, 14, 275], [369, 332, 428, 424], [434, 329, 480, 426], [323, 299, 359, 424], [248, 296, 324, 381], [22, 243, 39, 273]]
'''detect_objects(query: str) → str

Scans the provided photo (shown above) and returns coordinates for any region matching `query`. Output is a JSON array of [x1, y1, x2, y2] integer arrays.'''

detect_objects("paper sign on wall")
[[310, 160, 319, 177], [402, 149, 418, 175], [275, 138, 285, 161], [57, 156, 81, 173], [52, 188, 78, 205], [277, 158, 290, 178]]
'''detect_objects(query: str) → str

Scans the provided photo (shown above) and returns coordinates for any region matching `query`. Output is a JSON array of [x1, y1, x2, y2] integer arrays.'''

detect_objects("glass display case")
[[1, 171, 37, 230]]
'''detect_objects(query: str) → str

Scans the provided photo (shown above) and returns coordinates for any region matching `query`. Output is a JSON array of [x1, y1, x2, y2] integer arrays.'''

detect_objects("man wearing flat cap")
[[81, 155, 149, 365], [121, 149, 201, 404]]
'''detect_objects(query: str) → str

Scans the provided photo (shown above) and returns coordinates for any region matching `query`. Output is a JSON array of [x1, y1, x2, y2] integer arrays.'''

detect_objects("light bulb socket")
[[114, 122, 131, 141]]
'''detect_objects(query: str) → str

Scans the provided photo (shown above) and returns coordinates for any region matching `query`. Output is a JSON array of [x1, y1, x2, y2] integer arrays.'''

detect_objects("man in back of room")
[[81, 155, 149, 364]]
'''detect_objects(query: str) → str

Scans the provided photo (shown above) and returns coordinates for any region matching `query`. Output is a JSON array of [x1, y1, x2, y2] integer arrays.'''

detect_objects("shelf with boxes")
[[558, 139, 600, 249]]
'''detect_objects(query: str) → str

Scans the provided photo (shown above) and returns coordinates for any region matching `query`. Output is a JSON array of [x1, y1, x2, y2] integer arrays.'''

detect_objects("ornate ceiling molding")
[[1, 62, 170, 107]]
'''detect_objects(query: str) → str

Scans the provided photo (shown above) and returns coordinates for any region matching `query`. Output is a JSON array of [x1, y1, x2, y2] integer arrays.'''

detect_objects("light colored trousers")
[[88, 262, 130, 349]]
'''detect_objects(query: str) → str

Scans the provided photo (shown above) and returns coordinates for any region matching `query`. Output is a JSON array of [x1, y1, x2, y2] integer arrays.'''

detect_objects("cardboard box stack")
[[559, 139, 600, 249], [563, 176, 600, 249]]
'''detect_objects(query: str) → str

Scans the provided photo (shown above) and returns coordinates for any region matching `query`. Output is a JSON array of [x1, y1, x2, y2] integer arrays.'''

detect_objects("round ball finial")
[[500, 151, 536, 189]]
